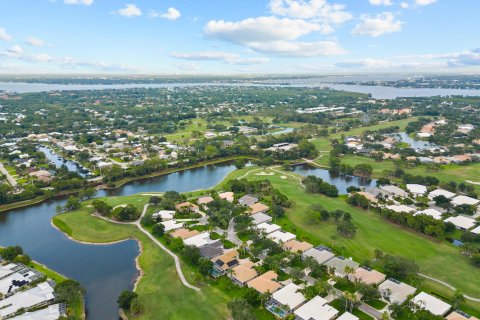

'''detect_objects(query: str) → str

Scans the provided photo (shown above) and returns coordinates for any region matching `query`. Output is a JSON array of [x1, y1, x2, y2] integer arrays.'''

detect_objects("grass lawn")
[[365, 299, 387, 310], [216, 167, 480, 303], [330, 299, 373, 320]]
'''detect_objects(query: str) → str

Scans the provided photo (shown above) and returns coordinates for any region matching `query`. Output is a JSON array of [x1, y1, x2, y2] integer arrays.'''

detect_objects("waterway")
[[37, 145, 90, 178], [389, 132, 439, 149], [0, 161, 237, 320], [292, 164, 377, 194]]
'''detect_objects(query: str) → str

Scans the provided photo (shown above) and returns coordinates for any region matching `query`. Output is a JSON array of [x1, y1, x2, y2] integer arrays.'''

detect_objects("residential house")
[[251, 212, 272, 225], [238, 194, 258, 206], [0, 282, 56, 319], [294, 296, 338, 320], [325, 257, 359, 277], [175, 202, 200, 213], [414, 208, 443, 220], [410, 292, 451, 316], [152, 210, 175, 221], [444, 216, 476, 231], [267, 283, 306, 317], [406, 184, 427, 196], [379, 279, 416, 304], [428, 189, 456, 200], [248, 202, 270, 215], [229, 260, 258, 286], [247, 271, 281, 294], [349, 266, 386, 285], [336, 312, 359, 320], [211, 250, 239, 277], [257, 223, 281, 234], [170, 228, 200, 240], [446, 311, 479, 320], [197, 196, 214, 206], [283, 240, 313, 253], [267, 230, 296, 244], [199, 242, 224, 259], [184, 232, 217, 247], [12, 304, 63, 320], [218, 191, 234, 203], [451, 195, 480, 207], [302, 247, 335, 265], [380, 185, 408, 198]]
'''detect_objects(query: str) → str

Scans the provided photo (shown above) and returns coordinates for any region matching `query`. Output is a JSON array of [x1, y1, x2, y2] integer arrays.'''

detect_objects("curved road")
[[0, 163, 17, 187]]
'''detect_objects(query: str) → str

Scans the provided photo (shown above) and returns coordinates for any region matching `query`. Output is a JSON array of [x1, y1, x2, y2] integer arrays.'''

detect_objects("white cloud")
[[247, 40, 346, 57], [175, 63, 200, 71], [7, 45, 23, 55], [150, 7, 181, 20], [269, 0, 352, 25], [0, 28, 12, 41], [25, 36, 45, 47], [64, 0, 93, 5], [116, 4, 142, 17], [170, 51, 270, 65], [400, 2, 410, 8], [415, 0, 436, 5], [352, 12, 403, 37], [336, 58, 391, 68], [369, 0, 394, 6]]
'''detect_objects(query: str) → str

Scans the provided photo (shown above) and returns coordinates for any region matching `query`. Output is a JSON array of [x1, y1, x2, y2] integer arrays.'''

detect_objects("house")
[[248, 202, 270, 215], [204, 132, 217, 139], [197, 196, 214, 205], [218, 191, 234, 203], [283, 240, 313, 253], [428, 189, 456, 200], [414, 208, 443, 220], [294, 296, 338, 320], [199, 242, 224, 259], [0, 262, 19, 279], [211, 250, 239, 276], [251, 212, 272, 225], [302, 247, 335, 265], [175, 202, 200, 213], [406, 184, 427, 196], [380, 185, 408, 198], [29, 170, 52, 182], [267, 283, 306, 316], [451, 195, 480, 207], [0, 267, 40, 295], [0, 282, 55, 319], [161, 220, 184, 232], [336, 312, 359, 320], [238, 194, 258, 206], [229, 260, 258, 286], [457, 124, 474, 134], [12, 303, 63, 320], [379, 279, 416, 304], [184, 232, 217, 247], [152, 210, 175, 221], [247, 271, 281, 294], [410, 292, 451, 316], [387, 205, 416, 214], [471, 225, 480, 235], [325, 257, 359, 277], [257, 222, 281, 234], [446, 311, 479, 320], [444, 216, 477, 231], [170, 228, 200, 240], [356, 191, 378, 203], [349, 266, 386, 285], [267, 230, 296, 244]]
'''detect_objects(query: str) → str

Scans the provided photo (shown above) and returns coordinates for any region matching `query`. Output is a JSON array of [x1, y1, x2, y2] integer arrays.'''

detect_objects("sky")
[[0, 0, 479, 75]]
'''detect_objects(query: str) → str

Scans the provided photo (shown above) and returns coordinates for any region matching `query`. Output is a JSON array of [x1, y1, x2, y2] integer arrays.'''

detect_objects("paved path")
[[301, 157, 329, 168], [466, 180, 480, 186], [0, 163, 17, 187], [95, 204, 200, 291], [418, 273, 480, 302], [213, 218, 242, 246], [270, 166, 305, 188], [358, 302, 383, 319]]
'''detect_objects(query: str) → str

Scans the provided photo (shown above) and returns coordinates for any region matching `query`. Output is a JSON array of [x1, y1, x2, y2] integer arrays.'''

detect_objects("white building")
[[12, 304, 63, 320], [267, 230, 296, 244], [302, 248, 335, 265], [414, 208, 443, 220], [451, 195, 480, 207], [160, 220, 184, 232], [379, 279, 416, 305], [411, 292, 451, 316], [444, 216, 477, 231], [0, 282, 55, 319], [271, 283, 306, 312], [428, 189, 456, 200], [294, 296, 338, 320], [387, 205, 416, 213], [256, 223, 281, 234], [183, 232, 216, 247], [152, 210, 175, 221], [251, 212, 272, 225], [406, 184, 427, 196]]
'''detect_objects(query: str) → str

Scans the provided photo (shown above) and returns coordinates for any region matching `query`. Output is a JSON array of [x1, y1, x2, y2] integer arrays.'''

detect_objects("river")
[[0, 161, 237, 320], [2, 79, 480, 99]]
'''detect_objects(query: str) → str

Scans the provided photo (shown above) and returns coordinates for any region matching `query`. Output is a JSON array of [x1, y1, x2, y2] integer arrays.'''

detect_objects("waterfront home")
[[0, 263, 19, 279], [28, 170, 52, 183], [379, 279, 416, 304], [238, 194, 258, 206], [356, 191, 378, 203], [0, 282, 56, 319], [428, 189, 456, 200], [380, 185, 408, 198], [283, 240, 313, 253], [218, 191, 234, 203], [248, 202, 270, 215], [266, 283, 306, 317], [256, 223, 281, 234], [247, 271, 281, 294], [444, 216, 477, 231], [451, 195, 480, 207], [302, 247, 335, 265], [406, 184, 427, 196], [267, 230, 296, 244], [446, 311, 479, 320], [410, 292, 451, 316], [0, 267, 40, 296], [197, 196, 214, 206], [175, 201, 200, 213], [414, 208, 443, 220], [229, 260, 258, 286], [349, 266, 386, 285], [170, 228, 200, 240], [294, 296, 338, 320], [11, 303, 64, 320], [251, 212, 272, 225], [325, 257, 359, 277]]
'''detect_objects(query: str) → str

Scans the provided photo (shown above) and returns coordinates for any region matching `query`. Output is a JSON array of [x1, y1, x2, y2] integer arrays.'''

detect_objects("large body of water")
[[0, 161, 237, 320], [2, 79, 480, 99]]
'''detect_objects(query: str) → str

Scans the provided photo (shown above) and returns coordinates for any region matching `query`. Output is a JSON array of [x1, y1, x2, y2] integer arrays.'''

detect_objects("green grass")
[[365, 299, 387, 310]]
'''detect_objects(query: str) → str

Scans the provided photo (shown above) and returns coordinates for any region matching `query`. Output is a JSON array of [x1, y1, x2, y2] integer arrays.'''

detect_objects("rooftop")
[[257, 222, 281, 234], [249, 202, 270, 215], [451, 195, 480, 206], [272, 283, 306, 311], [251, 212, 272, 225], [267, 230, 296, 244], [303, 248, 335, 265], [411, 292, 451, 316], [247, 271, 281, 294], [294, 296, 338, 320], [444, 216, 477, 230], [379, 279, 416, 304], [350, 266, 386, 285], [283, 240, 313, 253]]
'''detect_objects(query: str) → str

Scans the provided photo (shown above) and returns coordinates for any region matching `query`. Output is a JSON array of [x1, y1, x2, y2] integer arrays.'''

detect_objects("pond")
[[37, 145, 90, 178], [0, 161, 237, 320], [388, 132, 439, 150], [292, 164, 377, 194]]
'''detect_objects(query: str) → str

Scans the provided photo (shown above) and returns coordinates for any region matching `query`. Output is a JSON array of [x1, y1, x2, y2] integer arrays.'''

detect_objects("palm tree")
[[344, 291, 357, 312]]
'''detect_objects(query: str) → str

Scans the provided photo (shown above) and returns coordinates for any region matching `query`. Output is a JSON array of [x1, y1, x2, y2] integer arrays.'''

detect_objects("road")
[[214, 218, 242, 247], [0, 162, 17, 187]]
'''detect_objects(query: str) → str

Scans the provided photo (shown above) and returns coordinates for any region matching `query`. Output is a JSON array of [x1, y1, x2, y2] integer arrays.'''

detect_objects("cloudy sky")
[[0, 0, 479, 74]]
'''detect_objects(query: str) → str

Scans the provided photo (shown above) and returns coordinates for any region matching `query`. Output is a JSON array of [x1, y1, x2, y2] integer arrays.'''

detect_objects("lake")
[[0, 161, 237, 320], [38, 145, 90, 178], [292, 164, 377, 194]]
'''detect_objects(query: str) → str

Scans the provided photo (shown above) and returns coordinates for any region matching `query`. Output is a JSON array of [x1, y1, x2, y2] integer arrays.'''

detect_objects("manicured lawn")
[[365, 299, 387, 310]]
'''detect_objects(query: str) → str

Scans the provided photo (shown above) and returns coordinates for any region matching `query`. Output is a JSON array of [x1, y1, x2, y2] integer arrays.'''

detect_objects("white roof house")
[[257, 223, 281, 234], [381, 185, 408, 198], [471, 225, 480, 235], [271, 283, 306, 311], [444, 216, 477, 231], [251, 212, 272, 225], [160, 220, 184, 232], [302, 248, 335, 265], [379, 279, 416, 304], [428, 189, 456, 200], [183, 232, 216, 247], [325, 257, 359, 277], [0, 262, 18, 279], [0, 282, 55, 319], [414, 208, 443, 220], [406, 184, 427, 195], [152, 210, 175, 221], [0, 269, 38, 295], [411, 292, 451, 316], [267, 230, 296, 244], [451, 195, 480, 207], [12, 304, 62, 320], [336, 312, 359, 320], [294, 296, 338, 320], [387, 205, 416, 213]]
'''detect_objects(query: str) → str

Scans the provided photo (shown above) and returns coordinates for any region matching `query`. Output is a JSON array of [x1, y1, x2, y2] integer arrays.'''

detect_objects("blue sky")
[[0, 0, 479, 74]]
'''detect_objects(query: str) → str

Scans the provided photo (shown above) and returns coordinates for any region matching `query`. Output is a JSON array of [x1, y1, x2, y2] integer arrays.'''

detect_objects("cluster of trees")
[[303, 175, 339, 197], [54, 280, 85, 319], [329, 157, 374, 179], [112, 204, 140, 221], [308, 205, 357, 238], [118, 290, 144, 315], [374, 250, 419, 280], [148, 191, 186, 210], [0, 245, 31, 265], [347, 193, 371, 209]]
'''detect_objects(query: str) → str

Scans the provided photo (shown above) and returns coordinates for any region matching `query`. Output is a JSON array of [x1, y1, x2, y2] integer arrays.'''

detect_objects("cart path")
[[418, 273, 480, 302]]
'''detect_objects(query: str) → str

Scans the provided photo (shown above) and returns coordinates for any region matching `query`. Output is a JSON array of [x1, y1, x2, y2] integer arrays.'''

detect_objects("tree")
[[130, 298, 144, 315], [198, 258, 213, 276], [182, 245, 201, 265], [0, 246, 23, 261], [92, 200, 112, 216], [149, 196, 161, 206], [55, 280, 85, 305], [452, 290, 465, 309], [382, 254, 419, 279], [83, 187, 96, 199], [357, 283, 380, 302], [337, 220, 357, 238], [354, 163, 373, 178], [234, 159, 247, 169], [64, 196, 81, 211], [227, 298, 258, 320], [152, 223, 165, 237], [117, 290, 138, 310]]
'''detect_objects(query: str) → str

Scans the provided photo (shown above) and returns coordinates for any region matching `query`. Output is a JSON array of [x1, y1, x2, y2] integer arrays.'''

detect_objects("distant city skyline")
[[0, 0, 479, 74]]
